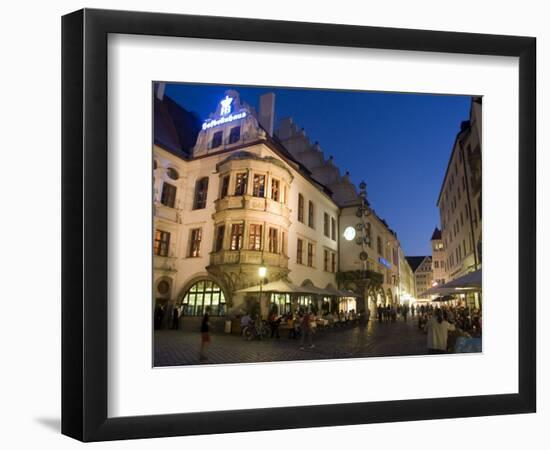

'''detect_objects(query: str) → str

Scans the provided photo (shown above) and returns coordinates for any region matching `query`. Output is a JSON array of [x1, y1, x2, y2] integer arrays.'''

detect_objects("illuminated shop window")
[[270, 293, 291, 316], [181, 280, 226, 316]]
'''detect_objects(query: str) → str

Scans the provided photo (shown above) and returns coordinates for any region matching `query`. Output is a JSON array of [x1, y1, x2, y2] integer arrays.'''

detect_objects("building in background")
[[153, 85, 408, 327], [277, 118, 402, 315], [406, 255, 433, 298], [436, 98, 482, 282], [398, 249, 416, 306], [430, 227, 446, 286]]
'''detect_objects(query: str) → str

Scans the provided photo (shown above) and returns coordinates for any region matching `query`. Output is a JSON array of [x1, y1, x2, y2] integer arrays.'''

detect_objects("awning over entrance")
[[235, 280, 360, 297], [235, 279, 318, 295], [431, 295, 455, 302], [442, 269, 482, 290], [420, 269, 482, 297]]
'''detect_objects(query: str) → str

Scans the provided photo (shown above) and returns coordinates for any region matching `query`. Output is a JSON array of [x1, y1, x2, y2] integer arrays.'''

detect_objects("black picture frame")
[[62, 8, 536, 442]]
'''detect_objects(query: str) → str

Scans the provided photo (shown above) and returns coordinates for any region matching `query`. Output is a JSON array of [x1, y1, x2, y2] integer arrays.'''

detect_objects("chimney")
[[156, 82, 165, 101], [259, 93, 275, 136]]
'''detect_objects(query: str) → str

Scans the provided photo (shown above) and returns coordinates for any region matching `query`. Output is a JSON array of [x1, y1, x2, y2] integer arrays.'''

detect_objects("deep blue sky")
[[164, 83, 471, 256]]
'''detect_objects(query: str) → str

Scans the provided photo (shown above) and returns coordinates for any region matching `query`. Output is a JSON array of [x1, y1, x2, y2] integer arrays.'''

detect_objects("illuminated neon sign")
[[378, 257, 392, 269], [202, 96, 247, 130], [202, 112, 247, 130], [220, 96, 233, 115]]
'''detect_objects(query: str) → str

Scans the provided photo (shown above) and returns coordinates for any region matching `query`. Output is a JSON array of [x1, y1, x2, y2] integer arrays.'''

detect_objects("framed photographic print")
[[61, 8, 536, 442]]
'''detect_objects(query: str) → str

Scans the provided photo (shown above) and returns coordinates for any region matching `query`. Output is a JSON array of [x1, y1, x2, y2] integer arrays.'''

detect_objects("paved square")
[[154, 318, 428, 366]]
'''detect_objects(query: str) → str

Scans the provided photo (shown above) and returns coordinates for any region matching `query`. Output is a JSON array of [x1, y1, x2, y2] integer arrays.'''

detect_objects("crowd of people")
[[238, 307, 364, 348], [376, 303, 413, 323], [418, 304, 482, 353], [191, 301, 482, 361]]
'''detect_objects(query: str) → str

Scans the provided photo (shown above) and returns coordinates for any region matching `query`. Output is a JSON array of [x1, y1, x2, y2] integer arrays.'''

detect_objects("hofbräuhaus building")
[[153, 86, 406, 327]]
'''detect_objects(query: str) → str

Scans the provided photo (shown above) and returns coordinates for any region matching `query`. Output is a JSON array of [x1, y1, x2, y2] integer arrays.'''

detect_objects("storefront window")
[[297, 295, 314, 313], [181, 280, 226, 316], [270, 293, 291, 316]]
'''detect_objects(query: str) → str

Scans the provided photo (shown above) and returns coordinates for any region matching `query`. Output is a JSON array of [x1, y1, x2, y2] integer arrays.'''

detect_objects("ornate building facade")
[[153, 86, 408, 326], [436, 98, 482, 282]]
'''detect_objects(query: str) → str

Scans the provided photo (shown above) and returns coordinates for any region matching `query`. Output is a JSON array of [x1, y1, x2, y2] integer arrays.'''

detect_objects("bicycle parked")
[[243, 319, 270, 341]]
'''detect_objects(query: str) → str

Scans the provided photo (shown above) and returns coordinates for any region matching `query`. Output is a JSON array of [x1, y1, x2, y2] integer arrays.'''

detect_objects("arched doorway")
[[387, 289, 393, 305], [179, 279, 227, 317], [377, 287, 386, 306], [154, 276, 173, 330]]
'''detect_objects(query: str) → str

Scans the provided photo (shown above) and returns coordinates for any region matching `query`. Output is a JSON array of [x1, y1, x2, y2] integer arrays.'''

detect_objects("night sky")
[[164, 83, 472, 256]]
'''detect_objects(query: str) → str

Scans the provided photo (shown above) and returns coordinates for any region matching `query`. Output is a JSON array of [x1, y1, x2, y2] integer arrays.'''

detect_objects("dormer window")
[[211, 131, 223, 149], [228, 126, 241, 144]]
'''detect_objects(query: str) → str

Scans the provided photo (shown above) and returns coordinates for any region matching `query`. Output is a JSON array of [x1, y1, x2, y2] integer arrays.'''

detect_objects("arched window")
[[181, 280, 226, 316], [193, 177, 209, 209]]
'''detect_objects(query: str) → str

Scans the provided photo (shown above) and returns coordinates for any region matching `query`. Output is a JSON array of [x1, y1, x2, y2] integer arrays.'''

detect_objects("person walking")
[[199, 306, 211, 362], [154, 303, 165, 330], [377, 304, 383, 323], [171, 306, 179, 330], [299, 311, 315, 350], [426, 308, 456, 354], [269, 309, 281, 339]]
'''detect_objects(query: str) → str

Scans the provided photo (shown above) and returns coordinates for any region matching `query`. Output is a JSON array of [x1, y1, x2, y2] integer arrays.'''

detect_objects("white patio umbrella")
[[235, 279, 319, 295]]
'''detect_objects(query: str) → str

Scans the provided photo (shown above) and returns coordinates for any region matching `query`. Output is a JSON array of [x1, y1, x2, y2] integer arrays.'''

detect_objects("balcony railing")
[[336, 270, 384, 287], [214, 195, 290, 218], [210, 249, 288, 269]]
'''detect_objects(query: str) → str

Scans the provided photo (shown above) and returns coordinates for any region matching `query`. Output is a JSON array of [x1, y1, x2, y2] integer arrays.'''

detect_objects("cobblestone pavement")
[[154, 317, 428, 366]]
